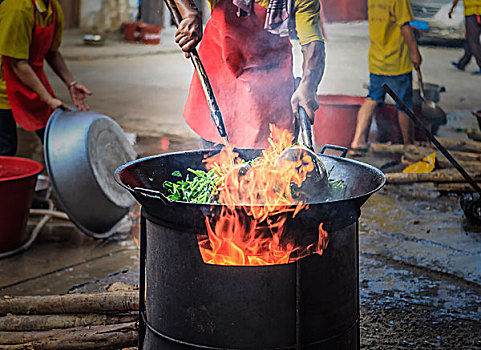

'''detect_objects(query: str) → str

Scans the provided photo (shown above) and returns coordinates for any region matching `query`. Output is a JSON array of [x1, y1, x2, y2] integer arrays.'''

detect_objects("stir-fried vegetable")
[[327, 165, 347, 199], [163, 164, 347, 204], [163, 169, 223, 203], [327, 166, 346, 189]]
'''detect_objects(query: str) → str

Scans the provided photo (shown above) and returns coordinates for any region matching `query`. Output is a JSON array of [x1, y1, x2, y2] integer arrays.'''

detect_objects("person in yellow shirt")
[[171, 0, 325, 149], [0, 0, 91, 156], [449, 0, 481, 74], [351, 0, 422, 150]]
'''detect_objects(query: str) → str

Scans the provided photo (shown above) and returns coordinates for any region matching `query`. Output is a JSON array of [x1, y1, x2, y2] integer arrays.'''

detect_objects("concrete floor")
[[1, 22, 480, 348]]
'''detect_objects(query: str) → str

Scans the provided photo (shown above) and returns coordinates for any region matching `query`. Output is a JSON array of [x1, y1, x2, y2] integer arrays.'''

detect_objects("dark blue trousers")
[[0, 109, 17, 156], [0, 109, 45, 156]]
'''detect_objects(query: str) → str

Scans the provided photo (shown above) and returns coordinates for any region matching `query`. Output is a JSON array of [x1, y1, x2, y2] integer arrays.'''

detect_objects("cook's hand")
[[69, 82, 92, 111], [175, 13, 202, 58], [291, 80, 319, 124], [46, 96, 71, 111], [411, 49, 422, 70]]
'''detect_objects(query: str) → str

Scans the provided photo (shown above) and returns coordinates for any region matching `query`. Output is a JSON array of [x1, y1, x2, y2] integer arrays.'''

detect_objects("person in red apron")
[[173, 0, 325, 149], [0, 0, 91, 156]]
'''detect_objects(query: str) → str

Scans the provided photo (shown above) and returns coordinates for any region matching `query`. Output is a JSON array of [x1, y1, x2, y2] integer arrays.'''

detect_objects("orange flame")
[[197, 125, 329, 266]]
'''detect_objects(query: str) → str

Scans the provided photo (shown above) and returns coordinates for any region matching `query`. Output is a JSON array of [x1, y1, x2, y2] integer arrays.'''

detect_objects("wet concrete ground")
[[359, 189, 481, 348], [1, 22, 480, 348]]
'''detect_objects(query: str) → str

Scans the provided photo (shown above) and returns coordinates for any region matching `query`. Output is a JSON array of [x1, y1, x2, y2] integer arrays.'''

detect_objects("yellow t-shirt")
[[209, 0, 324, 45], [464, 0, 481, 16], [368, 0, 414, 76], [0, 0, 64, 110]]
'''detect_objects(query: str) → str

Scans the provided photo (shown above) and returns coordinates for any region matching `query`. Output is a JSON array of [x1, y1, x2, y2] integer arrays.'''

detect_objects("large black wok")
[[115, 147, 385, 235]]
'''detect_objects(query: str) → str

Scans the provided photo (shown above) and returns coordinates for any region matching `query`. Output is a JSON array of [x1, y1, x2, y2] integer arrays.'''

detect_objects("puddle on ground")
[[360, 255, 481, 322]]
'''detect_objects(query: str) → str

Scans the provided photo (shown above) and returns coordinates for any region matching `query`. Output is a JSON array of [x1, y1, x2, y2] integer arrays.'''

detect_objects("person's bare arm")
[[172, 0, 202, 55], [400, 23, 422, 69], [291, 41, 325, 122], [45, 50, 91, 111], [449, 0, 460, 18], [8, 58, 66, 110]]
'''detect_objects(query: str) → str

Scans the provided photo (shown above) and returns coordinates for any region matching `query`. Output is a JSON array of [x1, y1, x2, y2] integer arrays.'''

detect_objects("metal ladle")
[[416, 68, 446, 125]]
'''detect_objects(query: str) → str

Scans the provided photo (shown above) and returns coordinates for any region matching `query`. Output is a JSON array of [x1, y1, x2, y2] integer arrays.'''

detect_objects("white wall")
[[80, 0, 139, 32]]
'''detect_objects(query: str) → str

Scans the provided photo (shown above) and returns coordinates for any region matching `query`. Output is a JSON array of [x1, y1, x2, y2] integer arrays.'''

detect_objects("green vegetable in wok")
[[163, 165, 346, 204], [327, 165, 346, 199], [163, 169, 223, 204]]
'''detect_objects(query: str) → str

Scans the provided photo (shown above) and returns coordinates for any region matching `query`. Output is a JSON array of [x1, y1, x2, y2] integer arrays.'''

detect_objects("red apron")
[[183, 0, 295, 149], [3, 0, 57, 131]]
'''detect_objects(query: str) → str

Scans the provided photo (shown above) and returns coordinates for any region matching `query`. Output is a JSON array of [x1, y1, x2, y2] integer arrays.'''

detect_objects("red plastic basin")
[[0, 156, 43, 253], [313, 95, 365, 148], [313, 95, 431, 147]]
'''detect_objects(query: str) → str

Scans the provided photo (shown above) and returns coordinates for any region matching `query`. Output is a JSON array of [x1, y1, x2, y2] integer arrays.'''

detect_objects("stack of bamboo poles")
[[371, 137, 481, 192], [0, 292, 139, 349]]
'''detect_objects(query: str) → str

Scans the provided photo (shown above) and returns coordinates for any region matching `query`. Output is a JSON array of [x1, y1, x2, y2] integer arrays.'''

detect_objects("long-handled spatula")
[[164, 0, 229, 145]]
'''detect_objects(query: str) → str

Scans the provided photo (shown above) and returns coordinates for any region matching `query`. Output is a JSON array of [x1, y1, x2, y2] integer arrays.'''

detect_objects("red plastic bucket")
[[313, 95, 365, 148], [0, 157, 43, 253], [140, 24, 162, 45], [123, 22, 141, 42]]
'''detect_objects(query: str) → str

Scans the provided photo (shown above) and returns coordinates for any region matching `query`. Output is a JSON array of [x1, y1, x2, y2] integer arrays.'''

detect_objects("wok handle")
[[383, 83, 481, 196], [133, 187, 172, 205], [320, 144, 348, 158], [164, 0, 229, 143]]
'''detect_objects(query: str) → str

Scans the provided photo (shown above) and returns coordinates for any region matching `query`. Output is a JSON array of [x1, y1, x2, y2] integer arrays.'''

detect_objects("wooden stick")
[[385, 170, 481, 184], [0, 313, 138, 331], [370, 143, 481, 162], [436, 137, 481, 154], [370, 137, 481, 154], [0, 322, 137, 349], [370, 142, 481, 171], [437, 182, 481, 193], [0, 293, 138, 316]]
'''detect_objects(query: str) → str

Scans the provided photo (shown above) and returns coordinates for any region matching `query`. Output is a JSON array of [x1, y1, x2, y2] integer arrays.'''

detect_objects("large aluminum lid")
[[44, 109, 137, 238]]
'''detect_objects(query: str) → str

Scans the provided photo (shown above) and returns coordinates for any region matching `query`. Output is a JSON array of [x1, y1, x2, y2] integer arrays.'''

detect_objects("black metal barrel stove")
[[115, 147, 385, 349]]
